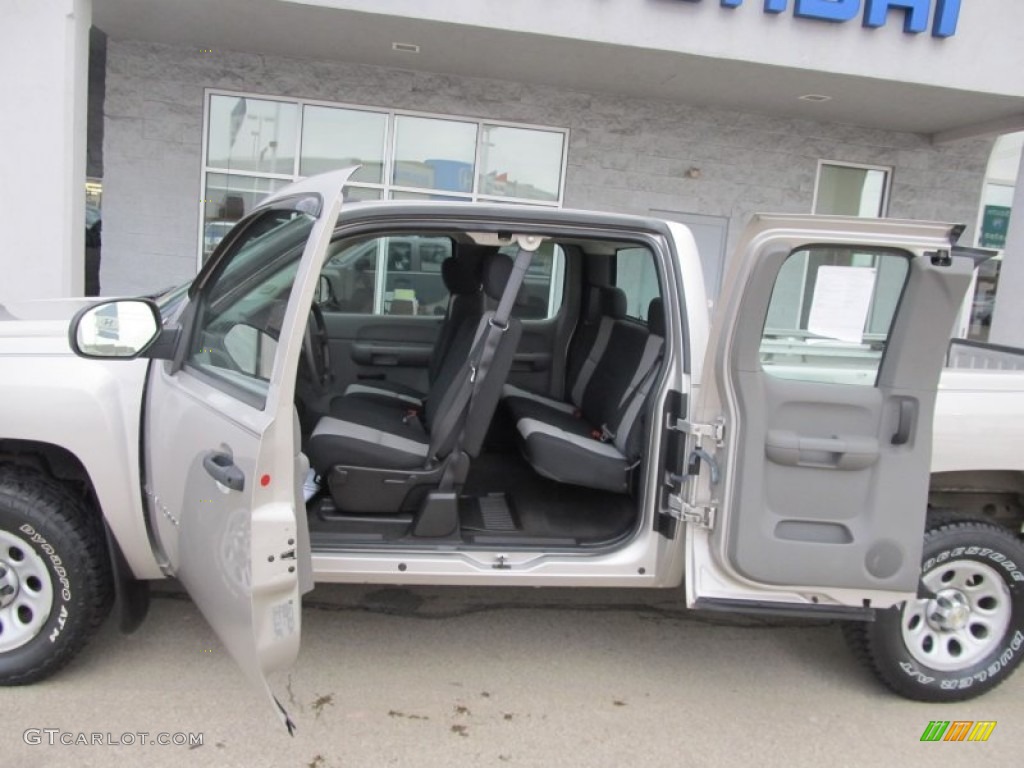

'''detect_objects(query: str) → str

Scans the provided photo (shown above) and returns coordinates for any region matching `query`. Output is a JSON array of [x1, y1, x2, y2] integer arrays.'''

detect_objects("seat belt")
[[430, 247, 534, 484]]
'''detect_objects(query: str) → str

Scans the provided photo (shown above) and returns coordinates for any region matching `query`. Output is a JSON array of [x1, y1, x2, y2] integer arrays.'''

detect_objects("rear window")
[[614, 247, 661, 321]]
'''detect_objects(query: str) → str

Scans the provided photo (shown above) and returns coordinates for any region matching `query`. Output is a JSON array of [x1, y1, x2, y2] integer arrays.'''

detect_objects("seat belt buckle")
[[402, 408, 420, 424], [599, 424, 615, 443]]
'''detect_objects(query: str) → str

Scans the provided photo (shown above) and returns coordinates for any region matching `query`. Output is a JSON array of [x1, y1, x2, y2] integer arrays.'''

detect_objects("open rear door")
[[684, 215, 974, 614]]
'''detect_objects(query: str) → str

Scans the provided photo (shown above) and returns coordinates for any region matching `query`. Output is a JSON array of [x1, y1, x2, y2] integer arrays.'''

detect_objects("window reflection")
[[300, 106, 386, 183], [207, 95, 297, 176], [479, 125, 564, 202], [393, 116, 477, 193], [202, 173, 289, 261]]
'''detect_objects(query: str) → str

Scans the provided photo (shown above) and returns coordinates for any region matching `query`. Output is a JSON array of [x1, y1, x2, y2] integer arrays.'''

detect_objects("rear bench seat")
[[506, 297, 665, 493]]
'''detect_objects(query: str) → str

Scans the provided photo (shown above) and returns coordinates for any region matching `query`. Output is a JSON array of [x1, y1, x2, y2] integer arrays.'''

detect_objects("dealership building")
[[3, 0, 1024, 343]]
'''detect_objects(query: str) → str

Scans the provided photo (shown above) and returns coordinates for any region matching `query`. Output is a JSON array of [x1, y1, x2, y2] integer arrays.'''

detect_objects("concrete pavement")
[[5, 583, 1023, 767]]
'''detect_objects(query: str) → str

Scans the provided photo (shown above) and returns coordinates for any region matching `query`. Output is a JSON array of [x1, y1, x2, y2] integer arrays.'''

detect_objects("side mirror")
[[69, 299, 162, 359]]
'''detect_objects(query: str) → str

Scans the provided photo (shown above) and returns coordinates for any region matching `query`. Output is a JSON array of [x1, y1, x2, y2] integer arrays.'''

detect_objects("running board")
[[693, 597, 876, 622]]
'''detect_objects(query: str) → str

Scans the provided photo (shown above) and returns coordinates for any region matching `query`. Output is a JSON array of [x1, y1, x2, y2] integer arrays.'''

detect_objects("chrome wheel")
[[0, 530, 54, 653], [901, 558, 1011, 672]]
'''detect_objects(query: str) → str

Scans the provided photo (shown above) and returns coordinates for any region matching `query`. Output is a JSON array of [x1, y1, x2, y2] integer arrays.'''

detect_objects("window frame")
[[198, 89, 570, 267], [758, 245, 913, 388], [184, 208, 314, 409], [812, 160, 893, 218]]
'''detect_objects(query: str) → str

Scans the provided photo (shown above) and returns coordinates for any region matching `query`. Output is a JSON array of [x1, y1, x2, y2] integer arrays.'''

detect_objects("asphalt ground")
[[5, 583, 1023, 767]]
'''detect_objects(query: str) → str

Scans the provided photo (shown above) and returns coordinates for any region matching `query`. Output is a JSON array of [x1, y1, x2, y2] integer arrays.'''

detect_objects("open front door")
[[142, 170, 353, 729], [685, 215, 975, 614]]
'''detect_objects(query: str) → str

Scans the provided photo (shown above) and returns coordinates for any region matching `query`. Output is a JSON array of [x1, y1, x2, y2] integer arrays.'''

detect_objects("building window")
[[764, 161, 897, 348], [814, 161, 891, 217], [200, 91, 569, 263]]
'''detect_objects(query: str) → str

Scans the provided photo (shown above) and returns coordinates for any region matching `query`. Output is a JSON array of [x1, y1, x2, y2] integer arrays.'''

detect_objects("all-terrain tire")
[[843, 518, 1024, 701], [0, 466, 113, 684]]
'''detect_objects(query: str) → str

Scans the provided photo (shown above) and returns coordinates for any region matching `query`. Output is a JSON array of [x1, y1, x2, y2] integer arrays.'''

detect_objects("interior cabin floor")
[[307, 449, 638, 550]]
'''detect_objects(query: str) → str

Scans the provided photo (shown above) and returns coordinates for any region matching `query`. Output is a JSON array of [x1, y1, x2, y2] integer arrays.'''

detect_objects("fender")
[[0, 323, 164, 581]]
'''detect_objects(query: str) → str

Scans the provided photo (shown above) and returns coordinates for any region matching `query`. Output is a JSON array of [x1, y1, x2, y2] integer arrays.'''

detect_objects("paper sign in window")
[[807, 266, 877, 343]]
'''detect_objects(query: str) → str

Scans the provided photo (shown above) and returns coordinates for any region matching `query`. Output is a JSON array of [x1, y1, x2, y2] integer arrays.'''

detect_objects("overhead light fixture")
[[799, 94, 832, 102], [392, 42, 420, 53]]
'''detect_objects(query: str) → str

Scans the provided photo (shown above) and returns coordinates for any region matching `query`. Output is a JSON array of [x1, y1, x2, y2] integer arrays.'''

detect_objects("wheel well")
[[0, 439, 96, 497], [929, 470, 1024, 534], [0, 438, 151, 633]]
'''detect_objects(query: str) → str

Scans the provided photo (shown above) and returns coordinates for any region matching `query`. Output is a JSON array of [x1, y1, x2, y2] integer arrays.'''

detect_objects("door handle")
[[203, 450, 245, 492], [891, 398, 915, 446], [765, 430, 879, 470]]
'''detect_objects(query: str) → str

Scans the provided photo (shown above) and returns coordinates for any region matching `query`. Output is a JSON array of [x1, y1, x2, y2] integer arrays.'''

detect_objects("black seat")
[[503, 285, 626, 418], [340, 245, 488, 409], [510, 298, 665, 493], [306, 250, 525, 516]]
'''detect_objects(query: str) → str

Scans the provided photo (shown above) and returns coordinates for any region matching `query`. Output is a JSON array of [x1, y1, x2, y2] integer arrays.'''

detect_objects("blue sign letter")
[[932, 0, 960, 37], [719, 0, 789, 11], [794, 0, 860, 23], [863, 0, 930, 34]]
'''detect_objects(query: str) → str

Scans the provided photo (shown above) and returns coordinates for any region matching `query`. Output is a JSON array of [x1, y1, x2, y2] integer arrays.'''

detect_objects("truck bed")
[[933, 340, 1024, 475]]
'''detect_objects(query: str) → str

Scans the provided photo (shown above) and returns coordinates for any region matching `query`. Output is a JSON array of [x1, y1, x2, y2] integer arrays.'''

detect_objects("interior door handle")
[[203, 450, 245, 492], [765, 430, 879, 470], [891, 398, 915, 446]]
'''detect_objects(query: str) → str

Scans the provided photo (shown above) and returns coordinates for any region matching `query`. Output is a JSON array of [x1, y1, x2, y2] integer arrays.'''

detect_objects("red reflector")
[[260, 474, 271, 487]]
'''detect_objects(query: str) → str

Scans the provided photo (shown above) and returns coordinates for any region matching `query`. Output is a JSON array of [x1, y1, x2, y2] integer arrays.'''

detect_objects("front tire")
[[0, 467, 113, 684], [845, 519, 1024, 701]]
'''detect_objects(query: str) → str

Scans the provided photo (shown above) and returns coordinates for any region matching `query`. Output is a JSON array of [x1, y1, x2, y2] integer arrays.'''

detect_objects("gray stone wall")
[[102, 39, 992, 296]]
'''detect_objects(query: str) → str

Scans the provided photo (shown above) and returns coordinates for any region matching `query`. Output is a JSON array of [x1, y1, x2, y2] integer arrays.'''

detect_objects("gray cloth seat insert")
[[510, 297, 665, 493]]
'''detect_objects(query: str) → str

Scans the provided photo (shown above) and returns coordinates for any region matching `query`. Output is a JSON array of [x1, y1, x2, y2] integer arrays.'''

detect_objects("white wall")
[[296, 0, 1024, 97], [0, 0, 90, 303], [101, 39, 992, 296]]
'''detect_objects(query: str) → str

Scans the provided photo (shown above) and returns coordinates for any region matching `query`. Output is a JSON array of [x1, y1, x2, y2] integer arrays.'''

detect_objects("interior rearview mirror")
[[69, 299, 162, 359]]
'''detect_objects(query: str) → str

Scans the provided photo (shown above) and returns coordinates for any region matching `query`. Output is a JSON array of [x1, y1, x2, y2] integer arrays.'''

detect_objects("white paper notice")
[[806, 266, 877, 343]]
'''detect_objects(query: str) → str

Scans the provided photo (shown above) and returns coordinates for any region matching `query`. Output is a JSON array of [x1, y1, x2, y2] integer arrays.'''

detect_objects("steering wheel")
[[302, 303, 332, 392]]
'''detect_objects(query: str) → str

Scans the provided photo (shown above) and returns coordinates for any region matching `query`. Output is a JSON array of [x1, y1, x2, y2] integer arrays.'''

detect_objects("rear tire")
[[0, 466, 113, 684], [844, 519, 1024, 701]]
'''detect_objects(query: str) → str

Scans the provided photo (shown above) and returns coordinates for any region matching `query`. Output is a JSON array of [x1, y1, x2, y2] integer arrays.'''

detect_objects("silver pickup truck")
[[1, 169, 1022, 729]]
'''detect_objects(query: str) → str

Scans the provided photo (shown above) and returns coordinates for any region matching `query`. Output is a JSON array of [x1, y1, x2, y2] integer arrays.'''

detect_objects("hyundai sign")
[[679, 0, 961, 38]]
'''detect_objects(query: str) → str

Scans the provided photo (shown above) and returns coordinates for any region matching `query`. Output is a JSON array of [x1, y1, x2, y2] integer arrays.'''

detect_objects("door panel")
[[147, 368, 301, 703], [321, 312, 442, 398], [144, 168, 350, 727], [507, 319, 559, 393], [689, 216, 975, 607]]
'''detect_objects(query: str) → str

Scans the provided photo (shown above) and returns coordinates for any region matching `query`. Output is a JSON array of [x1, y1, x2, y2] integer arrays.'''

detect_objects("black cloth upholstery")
[[310, 250, 523, 480], [647, 297, 665, 337], [505, 292, 665, 493], [308, 399, 429, 473]]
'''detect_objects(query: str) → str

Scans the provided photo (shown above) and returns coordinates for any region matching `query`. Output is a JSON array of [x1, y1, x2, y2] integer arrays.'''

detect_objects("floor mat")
[[464, 451, 637, 543]]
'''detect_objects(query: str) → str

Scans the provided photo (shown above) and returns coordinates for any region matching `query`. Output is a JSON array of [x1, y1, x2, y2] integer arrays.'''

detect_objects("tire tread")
[[0, 465, 113, 685]]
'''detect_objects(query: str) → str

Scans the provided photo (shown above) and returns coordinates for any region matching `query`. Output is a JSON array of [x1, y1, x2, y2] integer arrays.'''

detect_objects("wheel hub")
[[926, 589, 972, 632], [901, 558, 1012, 672], [0, 530, 55, 653], [0, 560, 20, 610]]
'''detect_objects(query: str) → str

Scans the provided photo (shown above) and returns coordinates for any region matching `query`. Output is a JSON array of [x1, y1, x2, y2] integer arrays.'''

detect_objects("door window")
[[319, 235, 565, 320], [760, 246, 910, 386], [187, 209, 313, 406], [614, 247, 662, 322]]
